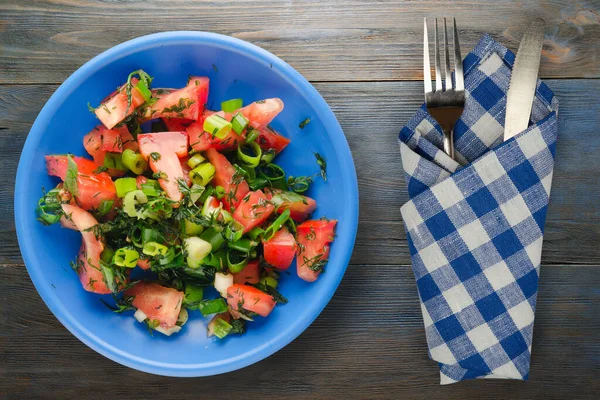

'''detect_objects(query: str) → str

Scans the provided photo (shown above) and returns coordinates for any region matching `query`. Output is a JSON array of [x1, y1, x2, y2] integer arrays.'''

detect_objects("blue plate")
[[14, 32, 358, 377]]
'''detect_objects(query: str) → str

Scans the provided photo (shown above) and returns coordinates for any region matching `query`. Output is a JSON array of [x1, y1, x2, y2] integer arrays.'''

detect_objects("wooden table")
[[1, 1, 599, 398]]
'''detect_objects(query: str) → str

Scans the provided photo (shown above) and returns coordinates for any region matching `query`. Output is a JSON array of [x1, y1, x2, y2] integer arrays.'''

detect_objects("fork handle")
[[443, 128, 454, 159]]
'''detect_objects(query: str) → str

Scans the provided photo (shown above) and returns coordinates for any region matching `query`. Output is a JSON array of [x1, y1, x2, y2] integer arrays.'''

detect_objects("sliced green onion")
[[115, 177, 137, 198], [122, 149, 148, 174], [187, 153, 206, 169], [100, 247, 115, 264], [190, 163, 216, 186], [245, 129, 259, 143], [260, 163, 286, 182], [214, 185, 226, 199], [130, 226, 144, 248], [198, 185, 214, 204], [141, 179, 161, 197], [36, 189, 63, 225], [224, 221, 244, 242], [103, 152, 126, 171], [220, 209, 233, 224], [113, 247, 139, 268], [123, 190, 148, 217], [199, 227, 225, 251], [201, 249, 228, 271], [203, 114, 232, 139], [143, 241, 169, 256], [189, 183, 204, 204], [261, 149, 276, 165], [221, 98, 243, 113], [198, 298, 228, 317], [248, 227, 264, 240], [211, 317, 233, 339], [158, 246, 181, 266], [237, 142, 262, 167], [134, 79, 152, 101], [248, 176, 269, 191], [101, 264, 118, 293], [227, 238, 257, 254], [227, 249, 249, 273], [183, 219, 204, 236], [96, 200, 114, 218], [183, 284, 204, 310], [260, 275, 278, 289], [142, 228, 161, 244], [184, 237, 213, 268], [201, 196, 222, 219], [232, 112, 249, 135], [263, 209, 291, 240]]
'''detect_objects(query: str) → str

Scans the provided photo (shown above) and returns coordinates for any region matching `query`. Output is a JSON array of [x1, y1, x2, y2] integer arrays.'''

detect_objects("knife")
[[504, 18, 546, 141]]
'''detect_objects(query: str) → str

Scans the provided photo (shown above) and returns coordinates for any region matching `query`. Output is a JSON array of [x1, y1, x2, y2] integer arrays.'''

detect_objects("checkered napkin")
[[399, 34, 559, 384]]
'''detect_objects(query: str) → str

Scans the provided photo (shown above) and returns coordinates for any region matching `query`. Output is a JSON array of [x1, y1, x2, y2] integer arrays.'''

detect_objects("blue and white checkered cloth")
[[399, 35, 559, 384]]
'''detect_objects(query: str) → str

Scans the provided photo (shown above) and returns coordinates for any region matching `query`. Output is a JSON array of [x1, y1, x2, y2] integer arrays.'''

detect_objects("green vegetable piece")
[[123, 190, 148, 217], [212, 317, 233, 339], [184, 237, 213, 268], [100, 247, 115, 264], [187, 153, 206, 169], [232, 112, 249, 135], [184, 219, 204, 236], [237, 142, 262, 167], [299, 118, 311, 129], [142, 241, 169, 257], [140, 179, 161, 197], [263, 209, 291, 241], [198, 298, 228, 317], [114, 177, 137, 198], [103, 152, 127, 171], [134, 79, 152, 101], [221, 98, 243, 113], [199, 227, 225, 251], [113, 247, 139, 268], [203, 114, 232, 139], [122, 149, 148, 174], [190, 162, 216, 186], [183, 284, 204, 310], [260, 275, 278, 289], [227, 248, 249, 273]]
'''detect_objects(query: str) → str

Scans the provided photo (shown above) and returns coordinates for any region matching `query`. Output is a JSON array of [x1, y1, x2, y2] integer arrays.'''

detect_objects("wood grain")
[[1, 263, 598, 399], [1, 80, 599, 266], [0, 0, 599, 84]]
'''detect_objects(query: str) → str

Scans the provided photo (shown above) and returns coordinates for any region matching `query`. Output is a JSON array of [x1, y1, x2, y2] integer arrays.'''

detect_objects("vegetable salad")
[[37, 70, 337, 339]]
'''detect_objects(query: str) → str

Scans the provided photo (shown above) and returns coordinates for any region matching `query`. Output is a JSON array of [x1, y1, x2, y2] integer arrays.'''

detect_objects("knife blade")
[[504, 18, 546, 141]]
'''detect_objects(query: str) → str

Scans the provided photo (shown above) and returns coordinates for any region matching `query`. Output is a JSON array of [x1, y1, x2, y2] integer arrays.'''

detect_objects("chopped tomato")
[[135, 175, 148, 189], [268, 189, 317, 222], [239, 98, 284, 129], [61, 204, 111, 294], [163, 117, 194, 132], [187, 110, 243, 152], [232, 260, 261, 284], [95, 77, 146, 129], [205, 148, 250, 210], [262, 227, 297, 270], [233, 190, 275, 233], [295, 219, 337, 282], [256, 126, 290, 153], [46, 155, 117, 212], [226, 284, 276, 317], [137, 259, 152, 270], [144, 77, 209, 121], [125, 282, 184, 328], [138, 132, 188, 201], [83, 125, 134, 175]]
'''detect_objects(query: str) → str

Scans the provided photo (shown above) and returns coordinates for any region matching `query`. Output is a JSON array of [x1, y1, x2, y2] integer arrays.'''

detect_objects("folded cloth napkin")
[[399, 34, 559, 384]]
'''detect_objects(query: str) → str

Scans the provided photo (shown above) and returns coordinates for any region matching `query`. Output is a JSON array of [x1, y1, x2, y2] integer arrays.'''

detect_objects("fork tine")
[[453, 18, 465, 91], [434, 18, 442, 92], [423, 18, 432, 93], [443, 18, 452, 90]]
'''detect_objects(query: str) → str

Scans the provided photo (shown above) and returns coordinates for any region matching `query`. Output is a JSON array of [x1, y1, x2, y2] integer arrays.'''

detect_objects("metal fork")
[[423, 17, 465, 160]]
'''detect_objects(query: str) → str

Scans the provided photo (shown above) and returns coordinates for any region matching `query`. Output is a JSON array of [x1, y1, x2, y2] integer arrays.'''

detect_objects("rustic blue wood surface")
[[0, 1, 599, 399]]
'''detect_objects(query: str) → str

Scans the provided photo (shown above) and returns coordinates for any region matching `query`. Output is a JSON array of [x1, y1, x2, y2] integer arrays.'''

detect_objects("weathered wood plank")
[[0, 0, 599, 83], [1, 80, 598, 266], [1, 264, 598, 399]]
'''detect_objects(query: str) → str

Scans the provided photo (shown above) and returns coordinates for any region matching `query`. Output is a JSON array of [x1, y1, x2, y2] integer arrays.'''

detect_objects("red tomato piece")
[[163, 117, 194, 132], [238, 98, 284, 129], [61, 204, 111, 294], [226, 284, 276, 317], [83, 125, 134, 175], [233, 190, 275, 233], [137, 259, 152, 270], [95, 78, 146, 129], [144, 77, 209, 121], [179, 156, 193, 186], [256, 126, 290, 153], [268, 189, 317, 222], [232, 260, 261, 285], [187, 110, 244, 152], [262, 227, 297, 270], [125, 282, 184, 328], [135, 175, 148, 189], [138, 131, 188, 202], [205, 148, 250, 210], [295, 219, 337, 282], [46, 155, 117, 212]]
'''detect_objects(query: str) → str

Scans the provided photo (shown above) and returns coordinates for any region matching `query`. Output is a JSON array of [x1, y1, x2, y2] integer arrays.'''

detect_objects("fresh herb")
[[299, 118, 311, 129], [87, 102, 97, 113], [212, 64, 219, 72], [253, 283, 288, 304], [162, 98, 195, 118], [93, 165, 109, 174], [64, 155, 79, 196], [303, 253, 327, 273], [150, 152, 161, 161], [314, 152, 327, 181]]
